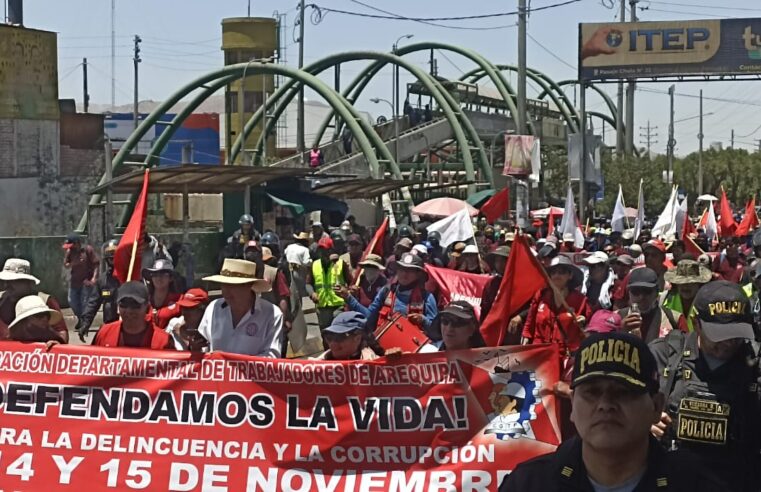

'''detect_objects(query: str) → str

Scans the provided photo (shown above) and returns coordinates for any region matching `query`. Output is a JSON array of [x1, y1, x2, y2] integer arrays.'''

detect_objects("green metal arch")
[[542, 80, 619, 123], [78, 63, 384, 231], [232, 51, 488, 188], [310, 42, 537, 149], [460, 65, 580, 133]]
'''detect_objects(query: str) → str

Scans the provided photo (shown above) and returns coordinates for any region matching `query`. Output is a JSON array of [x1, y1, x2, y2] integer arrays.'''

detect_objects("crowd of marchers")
[[1, 209, 761, 491]]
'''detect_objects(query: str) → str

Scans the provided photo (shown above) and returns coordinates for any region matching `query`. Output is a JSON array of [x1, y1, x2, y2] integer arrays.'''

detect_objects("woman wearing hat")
[[312, 311, 386, 361], [142, 258, 183, 329], [353, 254, 388, 307], [426, 301, 486, 352], [663, 259, 712, 332], [522, 255, 591, 354], [7, 295, 66, 346]]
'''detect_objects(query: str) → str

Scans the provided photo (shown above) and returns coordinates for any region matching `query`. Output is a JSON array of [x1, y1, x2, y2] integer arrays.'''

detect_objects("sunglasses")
[[324, 331, 359, 343], [118, 299, 144, 309], [629, 287, 655, 296]]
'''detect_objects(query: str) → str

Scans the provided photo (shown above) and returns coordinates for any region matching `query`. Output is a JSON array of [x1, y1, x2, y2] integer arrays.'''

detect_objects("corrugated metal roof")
[[311, 178, 427, 199], [90, 164, 320, 194]]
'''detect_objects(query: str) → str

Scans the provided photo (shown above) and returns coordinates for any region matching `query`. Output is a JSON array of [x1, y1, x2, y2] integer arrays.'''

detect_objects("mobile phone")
[[630, 303, 640, 316]]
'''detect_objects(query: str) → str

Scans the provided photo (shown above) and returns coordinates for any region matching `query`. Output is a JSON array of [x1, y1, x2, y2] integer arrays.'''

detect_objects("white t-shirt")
[[198, 297, 284, 358], [284, 243, 312, 266]]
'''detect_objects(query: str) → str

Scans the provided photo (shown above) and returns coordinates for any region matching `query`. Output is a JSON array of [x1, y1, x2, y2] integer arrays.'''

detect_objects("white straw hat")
[[9, 295, 62, 330], [0, 259, 40, 284], [203, 259, 272, 293]]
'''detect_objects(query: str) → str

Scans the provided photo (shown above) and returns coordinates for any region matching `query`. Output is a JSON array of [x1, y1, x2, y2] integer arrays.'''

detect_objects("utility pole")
[[639, 120, 657, 157], [517, 0, 527, 134], [698, 89, 704, 195], [579, 84, 587, 223], [111, 0, 116, 110], [731, 129, 735, 149], [625, 0, 638, 156], [82, 58, 90, 113], [296, 0, 305, 163], [667, 85, 675, 186], [133, 35, 141, 130], [616, 0, 625, 158]]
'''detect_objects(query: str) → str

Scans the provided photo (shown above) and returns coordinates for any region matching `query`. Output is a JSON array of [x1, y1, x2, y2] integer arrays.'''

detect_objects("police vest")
[[312, 259, 346, 308]]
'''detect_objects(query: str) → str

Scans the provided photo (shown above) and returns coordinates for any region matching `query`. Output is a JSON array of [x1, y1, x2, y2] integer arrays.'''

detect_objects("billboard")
[[579, 18, 761, 81]]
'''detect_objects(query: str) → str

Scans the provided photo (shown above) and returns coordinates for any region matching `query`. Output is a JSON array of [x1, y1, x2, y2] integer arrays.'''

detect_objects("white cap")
[[583, 251, 609, 265], [312, 222, 323, 228], [412, 244, 428, 255], [562, 232, 575, 242], [462, 244, 480, 255], [621, 229, 634, 240]]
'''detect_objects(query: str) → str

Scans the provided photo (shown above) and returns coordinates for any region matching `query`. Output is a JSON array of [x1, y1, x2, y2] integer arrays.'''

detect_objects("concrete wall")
[[0, 231, 225, 306]]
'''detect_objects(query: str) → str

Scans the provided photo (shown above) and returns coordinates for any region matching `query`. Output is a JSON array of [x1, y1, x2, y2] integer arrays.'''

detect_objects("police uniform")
[[649, 281, 761, 492], [501, 332, 726, 491]]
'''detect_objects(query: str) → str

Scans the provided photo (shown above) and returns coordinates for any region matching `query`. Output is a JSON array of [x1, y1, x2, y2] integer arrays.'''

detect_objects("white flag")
[[633, 179, 645, 241], [651, 186, 679, 239], [529, 139, 541, 182], [675, 195, 688, 236], [559, 184, 585, 248], [426, 207, 474, 247], [611, 184, 627, 233], [705, 200, 718, 242]]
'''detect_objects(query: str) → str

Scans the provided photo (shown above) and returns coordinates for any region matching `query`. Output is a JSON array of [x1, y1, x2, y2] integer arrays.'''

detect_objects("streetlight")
[[371, 97, 398, 164], [392, 34, 414, 123]]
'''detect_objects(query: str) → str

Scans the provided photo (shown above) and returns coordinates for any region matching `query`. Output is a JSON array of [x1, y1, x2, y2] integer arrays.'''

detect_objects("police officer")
[[226, 214, 260, 259], [501, 332, 726, 491], [76, 239, 121, 342], [650, 280, 761, 491]]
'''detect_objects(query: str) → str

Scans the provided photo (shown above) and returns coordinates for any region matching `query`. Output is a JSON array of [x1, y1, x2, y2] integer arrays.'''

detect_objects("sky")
[[18, 0, 761, 156]]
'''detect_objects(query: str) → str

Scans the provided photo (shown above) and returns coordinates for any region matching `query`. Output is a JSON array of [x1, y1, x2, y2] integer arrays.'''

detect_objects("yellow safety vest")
[[743, 283, 754, 298], [312, 259, 346, 308]]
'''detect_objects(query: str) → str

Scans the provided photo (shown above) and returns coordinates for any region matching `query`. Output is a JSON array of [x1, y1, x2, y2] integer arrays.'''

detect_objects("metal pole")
[[104, 137, 114, 239], [517, 0, 527, 134], [182, 183, 190, 244], [731, 129, 734, 149], [668, 85, 675, 186], [82, 57, 89, 113], [333, 63, 341, 140], [133, 35, 141, 131], [262, 68, 268, 165], [111, 0, 115, 110], [615, 0, 625, 158], [297, 0, 305, 163], [579, 83, 587, 223], [625, 0, 638, 156], [698, 89, 704, 195]]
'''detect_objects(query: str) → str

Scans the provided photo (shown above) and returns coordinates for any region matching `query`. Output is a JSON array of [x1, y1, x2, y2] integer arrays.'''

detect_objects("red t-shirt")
[[65, 245, 99, 288], [93, 319, 173, 349], [522, 289, 591, 354]]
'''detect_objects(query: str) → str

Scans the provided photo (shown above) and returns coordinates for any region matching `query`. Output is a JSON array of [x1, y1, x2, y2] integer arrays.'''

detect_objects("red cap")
[[586, 310, 622, 334], [177, 288, 209, 308], [318, 237, 334, 250], [643, 239, 666, 254]]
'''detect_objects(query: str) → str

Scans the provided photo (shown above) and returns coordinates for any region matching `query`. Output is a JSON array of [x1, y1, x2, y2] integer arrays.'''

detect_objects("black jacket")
[[76, 268, 121, 334], [499, 435, 726, 491]]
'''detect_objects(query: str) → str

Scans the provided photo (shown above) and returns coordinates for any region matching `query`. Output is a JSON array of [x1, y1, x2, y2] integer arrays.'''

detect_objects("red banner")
[[425, 265, 492, 319], [0, 342, 559, 491]]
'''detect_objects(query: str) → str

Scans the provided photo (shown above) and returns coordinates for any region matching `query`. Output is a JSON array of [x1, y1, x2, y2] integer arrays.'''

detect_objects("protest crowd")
[[3, 182, 761, 491]]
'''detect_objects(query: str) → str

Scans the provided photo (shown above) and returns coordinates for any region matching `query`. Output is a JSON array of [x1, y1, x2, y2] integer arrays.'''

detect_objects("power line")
[[436, 50, 465, 75], [527, 32, 576, 71], [644, 1, 761, 12], [642, 7, 735, 18], [637, 87, 761, 107]]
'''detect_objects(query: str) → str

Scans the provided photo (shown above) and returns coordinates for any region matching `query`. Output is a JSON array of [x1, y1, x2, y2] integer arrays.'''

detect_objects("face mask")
[[364, 269, 380, 283]]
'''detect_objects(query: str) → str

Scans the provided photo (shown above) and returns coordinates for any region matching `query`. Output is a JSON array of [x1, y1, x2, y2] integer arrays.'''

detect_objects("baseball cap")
[[586, 310, 622, 334], [643, 239, 666, 254], [693, 280, 754, 342], [583, 251, 609, 265], [572, 332, 659, 393], [177, 288, 209, 308], [397, 252, 425, 271], [117, 281, 149, 305], [62, 233, 81, 249], [412, 244, 428, 256], [628, 267, 658, 289], [317, 237, 334, 250], [614, 254, 634, 266], [440, 300, 477, 320], [312, 222, 323, 228], [324, 311, 366, 334]]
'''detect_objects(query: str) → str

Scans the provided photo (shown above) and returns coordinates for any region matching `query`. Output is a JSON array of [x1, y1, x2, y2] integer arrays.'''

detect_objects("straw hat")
[[293, 231, 310, 241], [0, 259, 40, 284], [9, 295, 62, 330], [358, 254, 385, 270], [203, 259, 271, 293]]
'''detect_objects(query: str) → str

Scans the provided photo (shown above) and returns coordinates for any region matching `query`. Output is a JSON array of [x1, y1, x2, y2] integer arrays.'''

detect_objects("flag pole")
[[619, 184, 631, 229], [125, 169, 149, 282]]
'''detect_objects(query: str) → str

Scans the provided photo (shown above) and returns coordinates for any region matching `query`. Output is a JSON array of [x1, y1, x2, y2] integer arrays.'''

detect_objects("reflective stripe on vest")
[[312, 259, 345, 308]]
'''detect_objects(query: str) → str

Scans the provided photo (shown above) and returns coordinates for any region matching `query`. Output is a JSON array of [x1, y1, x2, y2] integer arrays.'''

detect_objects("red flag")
[[681, 211, 697, 240], [735, 196, 759, 237], [352, 216, 389, 283], [719, 188, 737, 238], [697, 207, 708, 229], [424, 265, 491, 319], [683, 234, 705, 257], [113, 169, 150, 283], [480, 234, 547, 346], [480, 187, 509, 224]]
